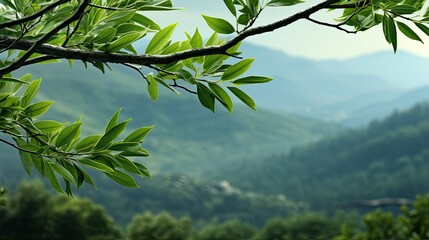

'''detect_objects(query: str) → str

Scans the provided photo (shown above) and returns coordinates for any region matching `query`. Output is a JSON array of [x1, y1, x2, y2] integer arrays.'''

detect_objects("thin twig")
[[306, 16, 357, 34], [122, 63, 150, 84], [170, 81, 197, 94]]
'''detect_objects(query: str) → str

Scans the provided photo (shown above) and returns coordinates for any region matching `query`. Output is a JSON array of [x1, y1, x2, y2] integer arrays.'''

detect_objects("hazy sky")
[[148, 0, 429, 60]]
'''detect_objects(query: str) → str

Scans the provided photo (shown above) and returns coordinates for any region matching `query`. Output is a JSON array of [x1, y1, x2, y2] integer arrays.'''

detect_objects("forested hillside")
[[226, 102, 429, 207]]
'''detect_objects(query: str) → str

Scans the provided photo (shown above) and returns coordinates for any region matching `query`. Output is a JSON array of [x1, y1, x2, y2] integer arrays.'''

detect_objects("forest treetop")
[[0, 0, 428, 194]]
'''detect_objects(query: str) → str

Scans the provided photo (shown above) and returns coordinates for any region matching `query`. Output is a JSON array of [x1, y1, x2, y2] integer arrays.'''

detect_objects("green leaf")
[[56, 122, 82, 148], [74, 134, 102, 152], [415, 22, 429, 37], [224, 0, 236, 16], [189, 28, 203, 49], [197, 82, 215, 112], [145, 23, 177, 54], [382, 13, 397, 52], [21, 78, 41, 108], [105, 170, 139, 188], [124, 125, 154, 143], [147, 74, 158, 102], [132, 13, 160, 30], [120, 147, 150, 157], [24, 101, 54, 118], [208, 83, 233, 112], [391, 5, 418, 15], [74, 164, 96, 188], [267, 0, 304, 7], [106, 31, 146, 53], [0, 77, 29, 84], [134, 162, 151, 177], [115, 155, 141, 175], [233, 76, 273, 85], [45, 163, 64, 194], [228, 87, 256, 110], [221, 58, 255, 80], [51, 164, 76, 184], [94, 119, 131, 150], [154, 76, 180, 95], [92, 27, 117, 44], [78, 158, 115, 173], [397, 22, 423, 43], [34, 120, 64, 133], [105, 108, 122, 133], [202, 15, 235, 34], [18, 151, 33, 175]]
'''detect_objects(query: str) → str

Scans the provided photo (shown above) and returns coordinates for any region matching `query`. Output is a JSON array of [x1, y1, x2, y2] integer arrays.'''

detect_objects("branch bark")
[[0, 0, 341, 75]]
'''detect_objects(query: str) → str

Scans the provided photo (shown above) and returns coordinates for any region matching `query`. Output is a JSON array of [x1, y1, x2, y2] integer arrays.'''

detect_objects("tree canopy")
[[1, 0, 429, 194]]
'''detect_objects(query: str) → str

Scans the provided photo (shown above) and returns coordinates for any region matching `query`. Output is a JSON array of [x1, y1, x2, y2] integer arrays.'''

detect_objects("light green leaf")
[[233, 76, 273, 85], [92, 27, 117, 44], [24, 101, 54, 118], [147, 74, 158, 102], [21, 78, 41, 108], [228, 87, 256, 110], [221, 58, 255, 80], [145, 23, 177, 54], [197, 82, 215, 112], [202, 15, 235, 34], [124, 125, 154, 143], [105, 108, 122, 133], [132, 13, 160, 30], [190, 28, 203, 48], [105, 170, 139, 188], [34, 120, 64, 133], [106, 31, 146, 53], [56, 122, 82, 147], [94, 119, 131, 150], [78, 158, 115, 173], [208, 83, 233, 112], [397, 22, 423, 43]]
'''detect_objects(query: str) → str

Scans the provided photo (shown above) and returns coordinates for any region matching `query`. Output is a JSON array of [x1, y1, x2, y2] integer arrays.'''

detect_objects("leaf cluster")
[[0, 72, 152, 195]]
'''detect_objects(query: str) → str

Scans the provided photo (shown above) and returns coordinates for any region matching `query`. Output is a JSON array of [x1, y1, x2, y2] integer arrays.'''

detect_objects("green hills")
[[224, 102, 429, 208]]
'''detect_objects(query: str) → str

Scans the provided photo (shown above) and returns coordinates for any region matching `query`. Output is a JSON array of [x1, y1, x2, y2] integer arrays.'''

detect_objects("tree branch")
[[0, 0, 341, 76], [0, 0, 70, 29], [306, 16, 357, 34], [328, 0, 371, 9]]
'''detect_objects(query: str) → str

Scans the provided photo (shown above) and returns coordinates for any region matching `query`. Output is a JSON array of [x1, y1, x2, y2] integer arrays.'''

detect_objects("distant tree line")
[[2, 181, 429, 240]]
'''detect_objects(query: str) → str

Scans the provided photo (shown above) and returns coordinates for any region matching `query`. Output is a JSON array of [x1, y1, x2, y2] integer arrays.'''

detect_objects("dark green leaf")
[[105, 170, 139, 188], [397, 22, 423, 43], [267, 0, 304, 7], [197, 82, 215, 112], [233, 76, 273, 85], [78, 158, 115, 173], [382, 13, 397, 52], [74, 134, 102, 152], [115, 155, 141, 175], [224, 0, 236, 16], [56, 122, 82, 147], [45, 163, 64, 194], [94, 119, 131, 150]]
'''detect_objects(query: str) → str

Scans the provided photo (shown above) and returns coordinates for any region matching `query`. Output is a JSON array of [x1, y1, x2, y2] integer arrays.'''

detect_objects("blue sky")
[[149, 0, 429, 60]]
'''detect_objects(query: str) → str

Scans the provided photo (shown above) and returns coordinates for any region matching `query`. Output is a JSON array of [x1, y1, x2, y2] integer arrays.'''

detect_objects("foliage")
[[254, 213, 341, 240], [336, 194, 429, 240], [1, 0, 429, 193], [197, 219, 257, 240], [127, 211, 192, 240], [0, 181, 121, 240], [0, 187, 6, 206]]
